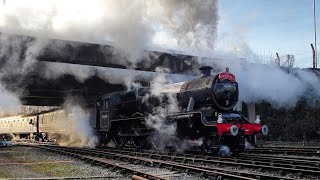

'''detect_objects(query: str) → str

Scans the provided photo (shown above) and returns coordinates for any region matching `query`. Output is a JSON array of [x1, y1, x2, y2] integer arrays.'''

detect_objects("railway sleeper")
[[36, 145, 307, 179]]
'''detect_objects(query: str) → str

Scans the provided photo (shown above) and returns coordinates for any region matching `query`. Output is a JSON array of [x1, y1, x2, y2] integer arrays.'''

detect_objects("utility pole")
[[313, 0, 317, 68], [276, 53, 281, 66], [311, 44, 316, 68]]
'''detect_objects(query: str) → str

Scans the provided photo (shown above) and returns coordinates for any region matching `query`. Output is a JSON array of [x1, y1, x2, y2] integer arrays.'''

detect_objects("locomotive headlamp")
[[255, 115, 261, 124], [229, 125, 239, 136], [261, 125, 269, 136], [217, 113, 223, 123]]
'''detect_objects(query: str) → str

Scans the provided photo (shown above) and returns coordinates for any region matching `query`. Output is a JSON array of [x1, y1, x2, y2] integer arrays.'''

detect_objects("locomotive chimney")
[[199, 66, 213, 77]]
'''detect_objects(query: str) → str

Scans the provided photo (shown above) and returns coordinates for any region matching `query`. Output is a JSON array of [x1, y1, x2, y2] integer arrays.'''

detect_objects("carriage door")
[[100, 98, 110, 131]]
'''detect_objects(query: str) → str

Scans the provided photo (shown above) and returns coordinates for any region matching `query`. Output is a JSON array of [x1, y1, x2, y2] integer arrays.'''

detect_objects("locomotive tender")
[[0, 66, 268, 155]]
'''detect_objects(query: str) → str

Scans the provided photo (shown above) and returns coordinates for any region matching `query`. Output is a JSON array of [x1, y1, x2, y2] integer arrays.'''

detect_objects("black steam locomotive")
[[94, 66, 246, 155]]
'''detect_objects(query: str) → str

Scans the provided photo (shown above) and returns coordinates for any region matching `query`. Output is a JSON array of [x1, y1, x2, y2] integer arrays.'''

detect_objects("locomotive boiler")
[[163, 66, 238, 112]]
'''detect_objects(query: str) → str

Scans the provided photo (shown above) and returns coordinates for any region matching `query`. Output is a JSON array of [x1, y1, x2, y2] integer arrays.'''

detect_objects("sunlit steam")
[[0, 85, 21, 116], [0, 0, 219, 55], [54, 98, 98, 147], [142, 68, 204, 151], [212, 54, 320, 108], [0, 0, 219, 117]]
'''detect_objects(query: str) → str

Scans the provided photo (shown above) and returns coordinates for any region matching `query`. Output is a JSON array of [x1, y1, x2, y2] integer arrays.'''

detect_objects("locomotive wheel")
[[113, 136, 125, 147], [113, 128, 125, 147], [202, 138, 215, 154], [131, 112, 144, 118], [132, 137, 147, 149]]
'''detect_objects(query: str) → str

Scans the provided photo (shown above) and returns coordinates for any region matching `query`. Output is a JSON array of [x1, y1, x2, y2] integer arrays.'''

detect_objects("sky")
[[218, 0, 320, 68]]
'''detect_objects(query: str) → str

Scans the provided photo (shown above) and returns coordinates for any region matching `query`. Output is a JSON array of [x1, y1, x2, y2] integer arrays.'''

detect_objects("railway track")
[[256, 146, 320, 150], [246, 147, 320, 157], [22, 143, 320, 179], [92, 146, 320, 179], [93, 146, 320, 167], [30, 145, 177, 180], [21, 144, 284, 180], [257, 141, 320, 147]]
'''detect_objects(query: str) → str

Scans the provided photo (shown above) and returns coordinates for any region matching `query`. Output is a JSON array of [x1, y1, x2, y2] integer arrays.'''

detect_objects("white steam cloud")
[[0, 0, 219, 57], [0, 85, 22, 116], [144, 70, 179, 132], [41, 62, 194, 87], [0, 0, 218, 115], [143, 70, 179, 150], [142, 69, 203, 151], [54, 97, 98, 147], [213, 55, 320, 108]]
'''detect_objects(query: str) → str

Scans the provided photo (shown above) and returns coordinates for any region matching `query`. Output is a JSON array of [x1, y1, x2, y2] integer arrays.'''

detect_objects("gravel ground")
[[100, 158, 208, 180], [248, 152, 320, 160], [0, 145, 210, 179], [0, 146, 127, 179], [197, 163, 317, 180]]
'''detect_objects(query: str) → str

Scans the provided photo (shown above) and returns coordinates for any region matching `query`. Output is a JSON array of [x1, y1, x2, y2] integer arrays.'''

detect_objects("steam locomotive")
[[0, 66, 268, 156], [94, 66, 268, 155]]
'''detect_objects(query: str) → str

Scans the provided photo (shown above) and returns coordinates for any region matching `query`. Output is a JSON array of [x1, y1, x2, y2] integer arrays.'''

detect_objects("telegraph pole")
[[276, 53, 281, 66], [313, 0, 317, 68], [312, 44, 316, 68]]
